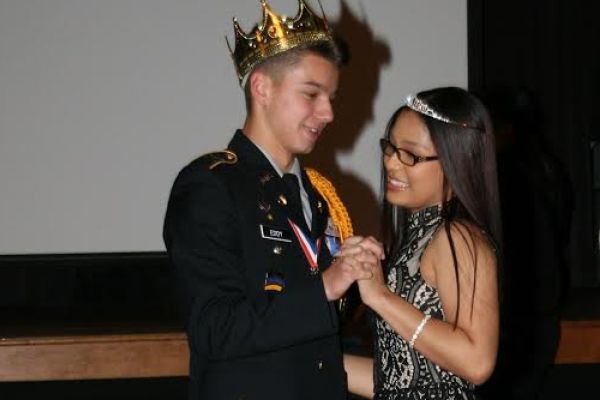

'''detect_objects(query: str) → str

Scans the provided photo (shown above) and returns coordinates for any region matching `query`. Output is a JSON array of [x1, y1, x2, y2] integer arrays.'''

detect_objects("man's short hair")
[[243, 40, 343, 112]]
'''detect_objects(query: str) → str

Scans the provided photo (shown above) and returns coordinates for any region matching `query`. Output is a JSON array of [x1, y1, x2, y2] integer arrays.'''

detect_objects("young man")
[[163, 1, 373, 399]]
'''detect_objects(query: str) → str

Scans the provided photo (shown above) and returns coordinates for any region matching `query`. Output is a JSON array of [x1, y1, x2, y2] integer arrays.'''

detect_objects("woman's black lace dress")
[[373, 205, 478, 400]]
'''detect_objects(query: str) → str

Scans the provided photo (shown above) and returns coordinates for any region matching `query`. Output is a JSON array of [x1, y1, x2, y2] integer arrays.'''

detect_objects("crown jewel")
[[406, 95, 451, 124], [406, 94, 482, 130], [227, 0, 334, 84]]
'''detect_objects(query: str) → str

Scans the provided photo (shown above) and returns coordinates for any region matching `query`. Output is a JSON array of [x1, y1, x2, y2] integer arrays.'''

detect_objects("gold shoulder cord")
[[306, 168, 353, 316], [306, 168, 353, 242]]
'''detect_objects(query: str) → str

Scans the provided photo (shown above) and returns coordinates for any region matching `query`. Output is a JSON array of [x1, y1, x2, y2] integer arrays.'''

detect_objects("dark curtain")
[[468, 2, 600, 399]]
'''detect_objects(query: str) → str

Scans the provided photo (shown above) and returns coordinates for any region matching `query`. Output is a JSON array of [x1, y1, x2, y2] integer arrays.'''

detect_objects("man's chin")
[[297, 143, 316, 155]]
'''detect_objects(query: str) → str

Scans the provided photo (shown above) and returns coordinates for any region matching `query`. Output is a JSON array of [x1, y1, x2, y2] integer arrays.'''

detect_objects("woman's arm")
[[344, 354, 374, 399], [357, 224, 499, 384]]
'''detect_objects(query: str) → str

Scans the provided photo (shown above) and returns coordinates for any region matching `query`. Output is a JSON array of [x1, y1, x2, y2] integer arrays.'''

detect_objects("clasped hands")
[[322, 236, 389, 305]]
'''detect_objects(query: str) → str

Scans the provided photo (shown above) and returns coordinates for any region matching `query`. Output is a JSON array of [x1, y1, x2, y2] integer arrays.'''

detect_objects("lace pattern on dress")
[[373, 204, 477, 400]]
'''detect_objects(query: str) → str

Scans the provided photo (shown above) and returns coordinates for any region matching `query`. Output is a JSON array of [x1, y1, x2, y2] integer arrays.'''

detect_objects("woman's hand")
[[351, 237, 390, 308], [337, 236, 381, 277], [322, 236, 375, 301]]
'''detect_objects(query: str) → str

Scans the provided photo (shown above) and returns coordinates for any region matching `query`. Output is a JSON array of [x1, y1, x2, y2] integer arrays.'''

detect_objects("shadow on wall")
[[305, 0, 391, 238]]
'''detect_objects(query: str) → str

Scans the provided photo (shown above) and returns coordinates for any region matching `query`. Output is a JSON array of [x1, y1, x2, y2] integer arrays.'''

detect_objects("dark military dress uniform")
[[163, 130, 347, 400]]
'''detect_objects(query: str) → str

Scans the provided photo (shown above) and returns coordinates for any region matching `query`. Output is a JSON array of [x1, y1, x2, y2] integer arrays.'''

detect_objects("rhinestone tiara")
[[406, 94, 483, 130], [406, 95, 451, 124]]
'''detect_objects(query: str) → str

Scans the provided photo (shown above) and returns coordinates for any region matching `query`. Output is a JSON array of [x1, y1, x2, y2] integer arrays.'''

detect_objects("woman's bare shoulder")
[[426, 220, 497, 276]]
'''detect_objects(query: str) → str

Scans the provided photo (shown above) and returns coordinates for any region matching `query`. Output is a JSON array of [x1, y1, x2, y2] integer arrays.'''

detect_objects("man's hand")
[[321, 236, 383, 301]]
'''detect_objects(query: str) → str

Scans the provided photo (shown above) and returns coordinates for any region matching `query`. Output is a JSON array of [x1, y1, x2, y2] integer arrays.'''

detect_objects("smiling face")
[[384, 109, 447, 212], [248, 52, 339, 170]]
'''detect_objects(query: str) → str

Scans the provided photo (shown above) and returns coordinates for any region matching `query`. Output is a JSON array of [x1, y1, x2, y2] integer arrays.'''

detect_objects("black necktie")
[[282, 173, 309, 231]]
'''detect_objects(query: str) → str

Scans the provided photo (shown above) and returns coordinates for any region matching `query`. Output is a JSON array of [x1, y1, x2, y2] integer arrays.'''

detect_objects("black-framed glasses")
[[379, 138, 439, 166]]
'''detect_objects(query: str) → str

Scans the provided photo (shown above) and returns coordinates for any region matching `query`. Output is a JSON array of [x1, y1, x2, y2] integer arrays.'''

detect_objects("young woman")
[[344, 87, 502, 399]]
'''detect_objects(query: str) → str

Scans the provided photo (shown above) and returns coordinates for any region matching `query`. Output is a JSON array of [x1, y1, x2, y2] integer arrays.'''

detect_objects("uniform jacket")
[[163, 130, 347, 400]]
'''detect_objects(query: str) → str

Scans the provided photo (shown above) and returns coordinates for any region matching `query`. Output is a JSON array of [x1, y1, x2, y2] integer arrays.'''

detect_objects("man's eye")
[[304, 92, 318, 99]]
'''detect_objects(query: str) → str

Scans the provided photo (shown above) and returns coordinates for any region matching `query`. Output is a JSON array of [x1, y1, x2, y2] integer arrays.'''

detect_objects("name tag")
[[260, 225, 292, 242]]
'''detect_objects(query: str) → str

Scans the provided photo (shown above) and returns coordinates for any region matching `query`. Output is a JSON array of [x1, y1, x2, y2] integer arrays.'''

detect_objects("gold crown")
[[227, 0, 334, 84]]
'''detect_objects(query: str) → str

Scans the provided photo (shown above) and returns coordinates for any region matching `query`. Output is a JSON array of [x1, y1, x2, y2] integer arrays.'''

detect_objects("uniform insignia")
[[325, 218, 341, 255], [272, 245, 283, 255], [277, 194, 288, 206], [264, 271, 285, 292], [325, 235, 341, 256], [260, 172, 275, 185], [260, 224, 292, 242], [325, 217, 340, 237], [258, 200, 271, 213], [207, 150, 238, 170], [317, 200, 323, 213]]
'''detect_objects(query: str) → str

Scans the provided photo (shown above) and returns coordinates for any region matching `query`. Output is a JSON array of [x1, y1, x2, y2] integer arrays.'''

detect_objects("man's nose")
[[316, 99, 334, 123]]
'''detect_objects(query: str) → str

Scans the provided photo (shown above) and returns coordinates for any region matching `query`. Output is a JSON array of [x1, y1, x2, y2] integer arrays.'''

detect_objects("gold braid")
[[306, 168, 353, 242], [306, 168, 353, 317]]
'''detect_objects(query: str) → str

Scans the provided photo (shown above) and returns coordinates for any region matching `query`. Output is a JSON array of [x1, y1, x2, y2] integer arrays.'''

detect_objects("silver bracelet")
[[409, 314, 431, 348]]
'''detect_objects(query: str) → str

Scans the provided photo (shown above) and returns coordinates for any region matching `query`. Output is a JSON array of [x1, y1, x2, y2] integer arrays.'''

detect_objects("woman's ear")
[[442, 177, 454, 201]]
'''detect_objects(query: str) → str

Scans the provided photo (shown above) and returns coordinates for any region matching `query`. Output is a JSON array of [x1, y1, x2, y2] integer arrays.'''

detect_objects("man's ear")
[[249, 70, 273, 107]]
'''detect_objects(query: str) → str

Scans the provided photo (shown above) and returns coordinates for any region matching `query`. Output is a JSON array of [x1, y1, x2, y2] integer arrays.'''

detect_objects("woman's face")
[[383, 109, 447, 212]]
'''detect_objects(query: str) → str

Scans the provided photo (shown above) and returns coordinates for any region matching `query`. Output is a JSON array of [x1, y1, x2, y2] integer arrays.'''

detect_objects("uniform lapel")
[[228, 130, 290, 231], [301, 169, 328, 239], [227, 131, 328, 273]]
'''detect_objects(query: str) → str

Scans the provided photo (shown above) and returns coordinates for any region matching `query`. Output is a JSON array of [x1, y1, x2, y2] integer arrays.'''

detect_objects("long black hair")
[[381, 87, 502, 320]]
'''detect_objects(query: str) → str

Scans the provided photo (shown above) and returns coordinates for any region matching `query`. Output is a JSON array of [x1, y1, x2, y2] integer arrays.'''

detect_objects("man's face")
[[262, 53, 339, 159]]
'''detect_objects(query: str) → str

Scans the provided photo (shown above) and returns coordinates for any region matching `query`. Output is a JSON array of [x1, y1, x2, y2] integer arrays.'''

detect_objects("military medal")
[[288, 219, 322, 275]]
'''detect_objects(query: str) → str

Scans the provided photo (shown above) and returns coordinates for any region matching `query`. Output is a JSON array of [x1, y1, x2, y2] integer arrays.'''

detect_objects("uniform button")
[[317, 360, 324, 370], [273, 245, 283, 255]]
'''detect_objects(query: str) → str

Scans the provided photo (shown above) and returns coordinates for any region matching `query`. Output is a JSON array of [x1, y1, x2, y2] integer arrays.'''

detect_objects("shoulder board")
[[202, 150, 238, 170]]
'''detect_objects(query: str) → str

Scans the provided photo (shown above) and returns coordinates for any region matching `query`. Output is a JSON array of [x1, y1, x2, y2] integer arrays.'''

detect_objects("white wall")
[[0, 0, 467, 254]]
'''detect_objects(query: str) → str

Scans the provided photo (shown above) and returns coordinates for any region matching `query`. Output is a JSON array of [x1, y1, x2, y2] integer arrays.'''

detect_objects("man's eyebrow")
[[301, 81, 336, 98], [301, 81, 325, 90]]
